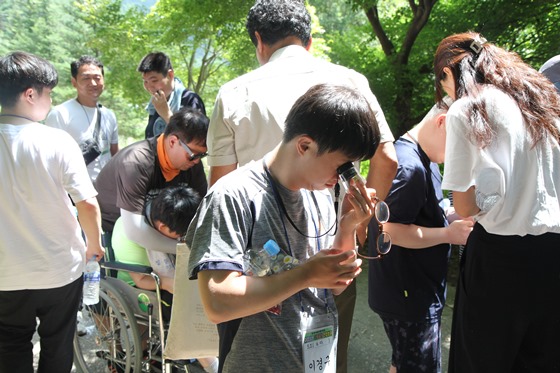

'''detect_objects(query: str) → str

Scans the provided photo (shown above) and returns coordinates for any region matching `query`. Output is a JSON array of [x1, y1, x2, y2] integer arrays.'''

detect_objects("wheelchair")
[[73, 260, 207, 373]]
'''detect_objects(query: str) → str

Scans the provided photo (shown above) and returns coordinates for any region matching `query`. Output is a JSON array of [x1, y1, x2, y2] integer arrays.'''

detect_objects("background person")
[[205, 2, 398, 369], [137, 51, 206, 139], [112, 185, 201, 302], [45, 55, 119, 181], [434, 32, 560, 372], [187, 84, 380, 372], [367, 102, 473, 373], [539, 54, 560, 92], [111, 185, 219, 373], [0, 51, 104, 373]]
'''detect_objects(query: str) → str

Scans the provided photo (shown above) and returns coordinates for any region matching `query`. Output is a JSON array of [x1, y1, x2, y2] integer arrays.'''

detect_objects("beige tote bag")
[[165, 243, 219, 360]]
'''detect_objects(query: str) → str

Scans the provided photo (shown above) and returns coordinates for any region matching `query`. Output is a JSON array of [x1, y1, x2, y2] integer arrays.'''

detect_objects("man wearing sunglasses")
[[367, 102, 474, 373], [95, 107, 208, 255]]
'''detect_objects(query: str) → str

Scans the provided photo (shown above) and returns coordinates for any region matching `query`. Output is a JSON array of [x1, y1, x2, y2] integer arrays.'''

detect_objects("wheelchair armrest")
[[101, 261, 154, 275]]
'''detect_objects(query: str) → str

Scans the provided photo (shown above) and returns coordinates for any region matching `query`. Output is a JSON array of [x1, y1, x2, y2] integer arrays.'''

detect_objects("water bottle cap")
[[263, 239, 280, 256]]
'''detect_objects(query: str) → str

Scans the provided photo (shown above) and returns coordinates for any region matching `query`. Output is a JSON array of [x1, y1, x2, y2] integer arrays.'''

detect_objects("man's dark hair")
[[150, 185, 201, 236], [164, 107, 209, 146], [0, 51, 58, 108], [70, 55, 104, 79], [137, 52, 173, 77], [284, 83, 380, 161], [246, 0, 311, 48]]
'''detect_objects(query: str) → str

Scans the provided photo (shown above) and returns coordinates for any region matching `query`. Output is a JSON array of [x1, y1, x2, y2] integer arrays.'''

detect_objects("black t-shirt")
[[145, 89, 206, 139], [367, 137, 450, 322]]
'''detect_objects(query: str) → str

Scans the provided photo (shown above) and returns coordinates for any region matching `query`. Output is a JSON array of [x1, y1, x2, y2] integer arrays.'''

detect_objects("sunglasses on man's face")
[[179, 139, 208, 161]]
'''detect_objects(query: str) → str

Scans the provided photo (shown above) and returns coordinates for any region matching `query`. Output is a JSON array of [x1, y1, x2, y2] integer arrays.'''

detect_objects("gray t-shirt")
[[187, 160, 338, 372]]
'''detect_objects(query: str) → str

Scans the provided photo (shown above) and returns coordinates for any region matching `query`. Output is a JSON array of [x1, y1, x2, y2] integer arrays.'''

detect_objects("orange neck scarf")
[[157, 135, 180, 181]]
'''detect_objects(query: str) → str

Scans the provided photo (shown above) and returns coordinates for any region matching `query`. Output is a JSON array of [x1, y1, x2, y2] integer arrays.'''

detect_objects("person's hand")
[[446, 218, 475, 245], [85, 242, 105, 262], [151, 90, 173, 123], [340, 181, 376, 229], [300, 248, 362, 290]]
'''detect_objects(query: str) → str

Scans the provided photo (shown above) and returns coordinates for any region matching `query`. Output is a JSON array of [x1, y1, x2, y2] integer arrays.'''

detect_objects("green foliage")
[[75, 0, 154, 106], [434, 0, 560, 65], [2, 0, 559, 145], [0, 0, 146, 142], [0, 0, 91, 104], [313, 0, 560, 137], [72, 0, 259, 120]]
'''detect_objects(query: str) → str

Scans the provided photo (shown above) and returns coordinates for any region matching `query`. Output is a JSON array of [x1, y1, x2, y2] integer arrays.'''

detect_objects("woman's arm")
[[384, 218, 473, 248], [452, 186, 480, 217]]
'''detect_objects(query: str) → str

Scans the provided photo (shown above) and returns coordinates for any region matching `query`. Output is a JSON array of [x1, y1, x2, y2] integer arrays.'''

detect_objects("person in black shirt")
[[367, 102, 473, 373], [138, 52, 206, 139]]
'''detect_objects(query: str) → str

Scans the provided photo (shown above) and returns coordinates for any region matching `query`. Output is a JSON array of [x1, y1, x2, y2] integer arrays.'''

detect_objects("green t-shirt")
[[111, 217, 151, 286]]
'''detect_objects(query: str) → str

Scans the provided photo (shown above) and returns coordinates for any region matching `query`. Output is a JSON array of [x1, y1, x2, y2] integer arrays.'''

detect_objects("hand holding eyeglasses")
[[336, 162, 392, 260], [355, 198, 392, 260]]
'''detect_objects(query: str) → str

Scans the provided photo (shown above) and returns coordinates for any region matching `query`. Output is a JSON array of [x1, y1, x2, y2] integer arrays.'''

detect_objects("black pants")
[[449, 223, 560, 372], [0, 277, 83, 373], [161, 289, 173, 322]]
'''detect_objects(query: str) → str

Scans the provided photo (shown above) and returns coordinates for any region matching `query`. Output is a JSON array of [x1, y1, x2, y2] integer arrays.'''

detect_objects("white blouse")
[[442, 86, 560, 236]]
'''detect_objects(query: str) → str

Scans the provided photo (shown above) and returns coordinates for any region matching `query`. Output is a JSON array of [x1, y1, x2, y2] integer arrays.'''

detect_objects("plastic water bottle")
[[243, 239, 299, 277], [270, 247, 299, 273], [83, 256, 100, 305]]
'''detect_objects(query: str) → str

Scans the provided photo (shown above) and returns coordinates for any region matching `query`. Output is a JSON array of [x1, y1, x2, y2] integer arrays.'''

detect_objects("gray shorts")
[[381, 316, 441, 373]]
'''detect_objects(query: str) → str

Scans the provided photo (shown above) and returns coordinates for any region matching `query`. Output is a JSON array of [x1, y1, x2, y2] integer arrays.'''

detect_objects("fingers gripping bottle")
[[243, 239, 299, 277], [83, 256, 100, 305]]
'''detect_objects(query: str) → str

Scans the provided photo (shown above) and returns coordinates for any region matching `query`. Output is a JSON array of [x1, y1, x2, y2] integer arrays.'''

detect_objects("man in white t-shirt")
[[46, 55, 119, 181], [0, 51, 104, 373]]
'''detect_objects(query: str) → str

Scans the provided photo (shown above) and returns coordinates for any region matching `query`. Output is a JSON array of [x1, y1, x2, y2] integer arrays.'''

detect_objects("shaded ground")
[[347, 248, 461, 372]]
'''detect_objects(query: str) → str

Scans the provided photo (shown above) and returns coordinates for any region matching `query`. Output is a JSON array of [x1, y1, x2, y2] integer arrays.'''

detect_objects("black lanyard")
[[262, 160, 332, 313], [262, 160, 337, 245]]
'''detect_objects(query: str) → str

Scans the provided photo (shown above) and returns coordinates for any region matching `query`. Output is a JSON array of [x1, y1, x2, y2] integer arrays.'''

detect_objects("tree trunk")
[[363, 0, 438, 134]]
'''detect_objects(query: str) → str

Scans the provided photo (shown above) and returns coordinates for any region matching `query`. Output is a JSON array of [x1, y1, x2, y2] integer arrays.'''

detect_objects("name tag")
[[301, 313, 336, 372]]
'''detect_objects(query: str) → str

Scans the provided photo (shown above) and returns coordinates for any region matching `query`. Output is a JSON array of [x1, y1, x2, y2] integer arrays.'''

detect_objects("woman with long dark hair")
[[434, 32, 560, 372]]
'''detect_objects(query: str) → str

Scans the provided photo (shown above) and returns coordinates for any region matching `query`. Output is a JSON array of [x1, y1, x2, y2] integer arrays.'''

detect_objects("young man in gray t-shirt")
[[186, 84, 382, 372]]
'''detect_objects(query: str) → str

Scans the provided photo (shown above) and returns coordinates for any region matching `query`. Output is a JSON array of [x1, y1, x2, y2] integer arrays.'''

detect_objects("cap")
[[263, 239, 281, 256], [539, 55, 560, 92]]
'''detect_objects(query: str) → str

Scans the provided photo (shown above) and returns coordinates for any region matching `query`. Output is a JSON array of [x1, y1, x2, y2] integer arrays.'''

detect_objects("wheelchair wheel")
[[73, 279, 143, 373]]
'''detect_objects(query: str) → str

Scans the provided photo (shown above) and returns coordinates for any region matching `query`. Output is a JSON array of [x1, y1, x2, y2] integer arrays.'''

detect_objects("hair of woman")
[[434, 31, 560, 148]]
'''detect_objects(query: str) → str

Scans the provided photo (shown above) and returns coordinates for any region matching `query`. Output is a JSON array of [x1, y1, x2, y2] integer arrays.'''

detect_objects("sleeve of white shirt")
[[441, 106, 478, 192], [350, 71, 395, 144], [120, 209, 177, 254], [44, 107, 65, 130], [206, 91, 237, 167], [58, 131, 97, 202], [107, 109, 119, 144]]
